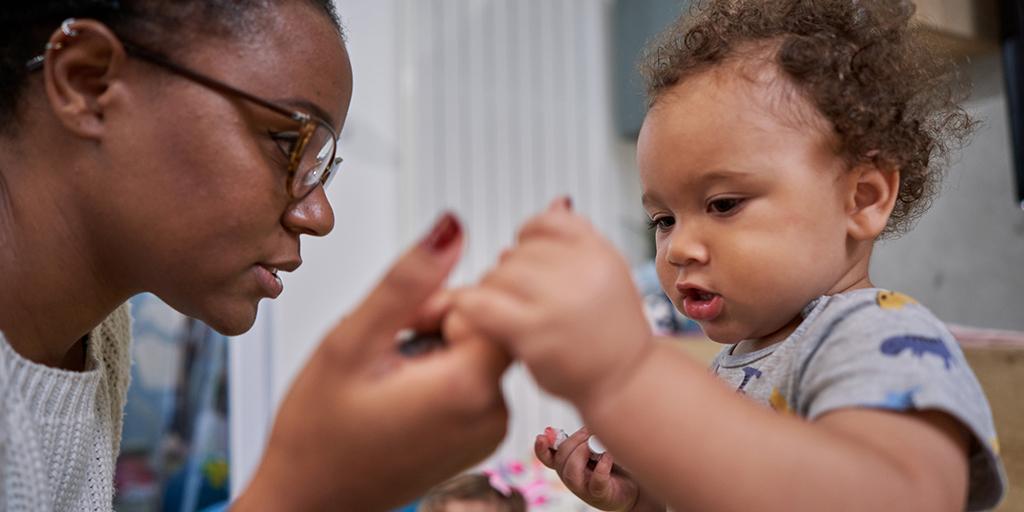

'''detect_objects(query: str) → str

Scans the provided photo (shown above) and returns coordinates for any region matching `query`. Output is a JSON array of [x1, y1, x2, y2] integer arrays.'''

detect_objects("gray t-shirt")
[[711, 288, 1006, 511]]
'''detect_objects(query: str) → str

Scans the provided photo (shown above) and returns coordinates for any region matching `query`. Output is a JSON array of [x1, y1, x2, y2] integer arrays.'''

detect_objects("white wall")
[[871, 53, 1024, 331]]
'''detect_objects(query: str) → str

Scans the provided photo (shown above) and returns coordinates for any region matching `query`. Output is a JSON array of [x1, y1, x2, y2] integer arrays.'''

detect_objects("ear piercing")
[[25, 18, 77, 69], [47, 18, 79, 51]]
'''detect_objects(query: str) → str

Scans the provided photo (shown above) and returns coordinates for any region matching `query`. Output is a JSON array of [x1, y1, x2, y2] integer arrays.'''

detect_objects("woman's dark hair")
[[640, 0, 975, 237], [0, 0, 342, 133]]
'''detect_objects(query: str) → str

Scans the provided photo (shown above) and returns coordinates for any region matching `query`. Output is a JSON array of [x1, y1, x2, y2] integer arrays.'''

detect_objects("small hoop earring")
[[61, 18, 79, 38]]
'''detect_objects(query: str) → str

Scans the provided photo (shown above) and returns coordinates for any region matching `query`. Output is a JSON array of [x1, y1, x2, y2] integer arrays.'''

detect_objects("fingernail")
[[422, 212, 461, 253], [549, 196, 573, 212]]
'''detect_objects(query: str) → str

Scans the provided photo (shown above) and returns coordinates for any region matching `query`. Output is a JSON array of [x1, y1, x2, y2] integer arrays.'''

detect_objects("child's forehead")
[[655, 56, 833, 139], [638, 57, 847, 200]]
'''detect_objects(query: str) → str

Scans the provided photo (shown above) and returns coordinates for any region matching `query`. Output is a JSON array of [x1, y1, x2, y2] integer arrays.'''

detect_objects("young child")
[[417, 473, 527, 512], [454, 0, 1007, 510]]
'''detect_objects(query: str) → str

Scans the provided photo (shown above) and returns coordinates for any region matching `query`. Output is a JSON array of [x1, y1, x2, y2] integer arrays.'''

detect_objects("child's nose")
[[664, 228, 709, 267]]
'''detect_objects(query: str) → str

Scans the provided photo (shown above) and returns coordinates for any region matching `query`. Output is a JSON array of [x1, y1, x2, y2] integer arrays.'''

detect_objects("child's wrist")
[[626, 485, 666, 512], [576, 333, 657, 419]]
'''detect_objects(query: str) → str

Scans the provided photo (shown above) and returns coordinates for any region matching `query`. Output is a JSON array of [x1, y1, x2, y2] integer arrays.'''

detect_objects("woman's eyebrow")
[[278, 97, 336, 128]]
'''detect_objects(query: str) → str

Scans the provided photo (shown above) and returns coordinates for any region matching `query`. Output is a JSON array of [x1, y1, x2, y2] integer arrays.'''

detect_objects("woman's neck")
[[0, 159, 129, 370]]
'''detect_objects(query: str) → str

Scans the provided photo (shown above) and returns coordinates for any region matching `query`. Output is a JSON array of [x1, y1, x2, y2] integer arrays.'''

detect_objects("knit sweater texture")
[[0, 303, 132, 511]]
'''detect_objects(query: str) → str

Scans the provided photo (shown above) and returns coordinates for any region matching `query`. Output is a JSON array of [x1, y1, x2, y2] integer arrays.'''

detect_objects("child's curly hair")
[[640, 0, 974, 237]]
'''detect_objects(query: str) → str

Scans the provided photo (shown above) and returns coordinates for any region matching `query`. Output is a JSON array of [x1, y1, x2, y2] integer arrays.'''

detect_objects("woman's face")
[[91, 2, 353, 335]]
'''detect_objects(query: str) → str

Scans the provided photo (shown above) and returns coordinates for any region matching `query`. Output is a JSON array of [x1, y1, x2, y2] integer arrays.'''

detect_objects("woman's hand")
[[536, 427, 664, 512], [235, 214, 511, 511]]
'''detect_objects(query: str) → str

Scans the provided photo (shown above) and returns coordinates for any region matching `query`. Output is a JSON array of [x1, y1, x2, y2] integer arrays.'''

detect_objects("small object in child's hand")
[[587, 436, 606, 459], [396, 329, 446, 357], [551, 429, 570, 450], [546, 428, 623, 474]]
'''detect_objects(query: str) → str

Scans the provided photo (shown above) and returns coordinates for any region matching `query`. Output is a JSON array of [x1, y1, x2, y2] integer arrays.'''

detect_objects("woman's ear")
[[844, 161, 900, 241], [43, 19, 128, 139]]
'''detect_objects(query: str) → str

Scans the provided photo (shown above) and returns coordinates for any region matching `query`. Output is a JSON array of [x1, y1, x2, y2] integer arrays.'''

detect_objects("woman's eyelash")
[[268, 130, 300, 156]]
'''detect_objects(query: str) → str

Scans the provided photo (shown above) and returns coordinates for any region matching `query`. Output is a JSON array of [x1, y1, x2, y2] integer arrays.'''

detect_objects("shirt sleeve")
[[793, 295, 1006, 511]]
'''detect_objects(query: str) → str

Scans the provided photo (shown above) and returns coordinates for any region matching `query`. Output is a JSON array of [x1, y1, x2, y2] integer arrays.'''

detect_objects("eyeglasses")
[[27, 19, 343, 201]]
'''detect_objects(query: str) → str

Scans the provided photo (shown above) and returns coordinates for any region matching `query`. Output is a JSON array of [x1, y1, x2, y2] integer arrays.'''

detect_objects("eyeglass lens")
[[291, 123, 340, 198]]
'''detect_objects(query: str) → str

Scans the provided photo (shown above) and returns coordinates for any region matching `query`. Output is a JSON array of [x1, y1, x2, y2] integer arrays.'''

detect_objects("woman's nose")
[[282, 186, 335, 237]]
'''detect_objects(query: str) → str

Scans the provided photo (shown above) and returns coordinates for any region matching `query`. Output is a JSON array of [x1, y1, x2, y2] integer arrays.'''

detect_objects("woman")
[[0, 1, 509, 510]]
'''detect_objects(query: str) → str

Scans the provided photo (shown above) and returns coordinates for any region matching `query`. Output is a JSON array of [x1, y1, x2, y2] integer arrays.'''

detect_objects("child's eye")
[[707, 197, 743, 215], [646, 216, 675, 231]]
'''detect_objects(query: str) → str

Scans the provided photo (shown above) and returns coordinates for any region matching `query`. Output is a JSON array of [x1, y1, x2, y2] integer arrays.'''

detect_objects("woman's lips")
[[255, 264, 284, 298]]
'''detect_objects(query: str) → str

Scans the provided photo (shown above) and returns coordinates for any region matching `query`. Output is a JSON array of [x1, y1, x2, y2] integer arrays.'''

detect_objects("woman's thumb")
[[348, 212, 464, 337]]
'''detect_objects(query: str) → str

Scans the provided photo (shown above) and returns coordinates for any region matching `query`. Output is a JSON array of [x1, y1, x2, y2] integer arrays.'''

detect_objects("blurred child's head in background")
[[417, 473, 527, 512]]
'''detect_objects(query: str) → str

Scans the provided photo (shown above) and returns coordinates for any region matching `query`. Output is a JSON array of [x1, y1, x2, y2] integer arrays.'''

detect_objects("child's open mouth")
[[679, 287, 724, 321]]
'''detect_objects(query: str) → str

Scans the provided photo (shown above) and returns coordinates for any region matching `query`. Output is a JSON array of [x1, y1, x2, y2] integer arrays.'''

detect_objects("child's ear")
[[844, 162, 900, 241]]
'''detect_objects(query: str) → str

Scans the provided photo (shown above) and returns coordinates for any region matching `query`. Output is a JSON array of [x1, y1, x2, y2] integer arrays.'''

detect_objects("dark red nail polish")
[[422, 212, 461, 252], [562, 196, 573, 210]]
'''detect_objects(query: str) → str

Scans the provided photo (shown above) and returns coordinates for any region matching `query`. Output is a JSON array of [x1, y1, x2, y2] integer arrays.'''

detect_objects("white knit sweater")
[[0, 304, 132, 511]]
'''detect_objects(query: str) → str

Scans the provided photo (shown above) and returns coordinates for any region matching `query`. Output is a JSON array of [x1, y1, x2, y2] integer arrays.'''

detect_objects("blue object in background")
[[116, 294, 230, 512]]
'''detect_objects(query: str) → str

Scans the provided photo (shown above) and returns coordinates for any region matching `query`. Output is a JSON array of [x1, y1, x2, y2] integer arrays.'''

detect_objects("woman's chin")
[[197, 300, 261, 336]]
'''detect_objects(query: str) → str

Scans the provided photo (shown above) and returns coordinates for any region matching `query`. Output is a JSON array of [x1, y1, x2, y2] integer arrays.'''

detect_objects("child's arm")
[[456, 204, 971, 512], [583, 341, 969, 511]]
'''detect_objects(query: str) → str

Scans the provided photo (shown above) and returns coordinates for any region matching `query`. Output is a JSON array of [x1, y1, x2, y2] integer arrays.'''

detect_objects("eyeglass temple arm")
[[119, 41, 310, 123], [26, 37, 310, 125]]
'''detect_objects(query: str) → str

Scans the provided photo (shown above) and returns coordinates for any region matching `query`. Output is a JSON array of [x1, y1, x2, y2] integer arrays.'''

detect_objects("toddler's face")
[[637, 66, 857, 344]]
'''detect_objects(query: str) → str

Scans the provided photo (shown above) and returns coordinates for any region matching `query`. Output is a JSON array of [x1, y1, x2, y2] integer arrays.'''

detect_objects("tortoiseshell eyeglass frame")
[[27, 25, 342, 200]]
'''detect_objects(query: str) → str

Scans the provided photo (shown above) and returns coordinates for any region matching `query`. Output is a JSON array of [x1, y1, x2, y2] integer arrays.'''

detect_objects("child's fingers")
[[535, 434, 556, 468], [551, 427, 590, 470], [516, 208, 585, 245], [587, 453, 615, 500], [559, 438, 595, 492], [497, 247, 513, 264], [408, 289, 456, 334], [453, 287, 533, 344]]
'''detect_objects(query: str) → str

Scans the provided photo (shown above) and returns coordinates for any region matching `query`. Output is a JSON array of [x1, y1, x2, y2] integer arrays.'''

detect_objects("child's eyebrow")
[[697, 169, 754, 185], [642, 168, 758, 209]]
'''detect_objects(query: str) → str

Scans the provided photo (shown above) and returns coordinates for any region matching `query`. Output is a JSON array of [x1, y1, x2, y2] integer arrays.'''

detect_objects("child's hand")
[[537, 427, 638, 511], [456, 199, 654, 406]]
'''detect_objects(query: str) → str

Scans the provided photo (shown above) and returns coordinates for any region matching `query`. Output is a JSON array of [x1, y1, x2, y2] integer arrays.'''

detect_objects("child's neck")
[[732, 271, 875, 356]]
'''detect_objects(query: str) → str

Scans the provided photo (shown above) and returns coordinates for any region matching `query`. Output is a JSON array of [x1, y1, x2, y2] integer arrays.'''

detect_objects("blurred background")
[[115, 0, 1024, 510]]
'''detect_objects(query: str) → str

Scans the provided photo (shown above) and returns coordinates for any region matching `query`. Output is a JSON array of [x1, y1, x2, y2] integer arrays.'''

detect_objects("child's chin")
[[701, 326, 745, 345]]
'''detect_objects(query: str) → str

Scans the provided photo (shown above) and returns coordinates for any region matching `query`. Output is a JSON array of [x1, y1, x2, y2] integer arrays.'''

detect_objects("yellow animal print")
[[876, 290, 918, 310], [770, 388, 791, 414]]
